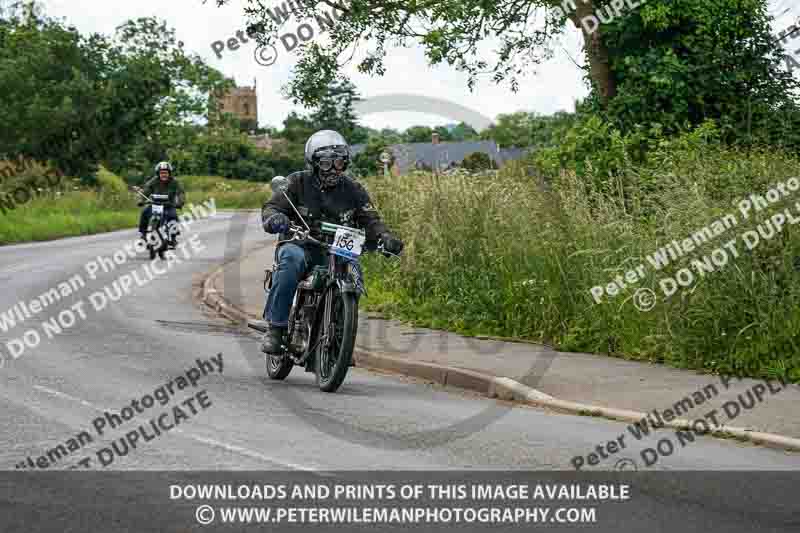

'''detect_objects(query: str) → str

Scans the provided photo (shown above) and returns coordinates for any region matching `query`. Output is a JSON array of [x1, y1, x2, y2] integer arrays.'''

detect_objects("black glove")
[[308, 219, 323, 238], [380, 232, 404, 255], [264, 213, 290, 234]]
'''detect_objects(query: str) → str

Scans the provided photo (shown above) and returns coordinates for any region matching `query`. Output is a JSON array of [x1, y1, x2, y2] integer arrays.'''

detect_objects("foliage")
[[169, 127, 301, 182], [597, 0, 800, 147], [352, 135, 393, 177], [0, 3, 232, 185], [231, 0, 575, 106], [481, 110, 579, 149], [230, 0, 800, 156], [461, 151, 492, 172], [307, 78, 369, 144], [0, 168, 266, 245], [361, 126, 800, 381], [404, 126, 435, 143], [448, 122, 480, 142]]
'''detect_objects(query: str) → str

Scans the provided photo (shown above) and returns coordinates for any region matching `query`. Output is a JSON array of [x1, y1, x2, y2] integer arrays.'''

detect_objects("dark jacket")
[[143, 175, 185, 208], [261, 170, 388, 250]]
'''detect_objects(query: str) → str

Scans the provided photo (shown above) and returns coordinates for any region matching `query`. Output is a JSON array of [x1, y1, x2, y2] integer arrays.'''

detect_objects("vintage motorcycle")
[[132, 186, 179, 260], [248, 175, 398, 393]]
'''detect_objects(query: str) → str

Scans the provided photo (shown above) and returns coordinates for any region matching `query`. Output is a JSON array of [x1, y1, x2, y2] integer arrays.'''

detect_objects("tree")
[[309, 78, 368, 144], [379, 128, 403, 144], [352, 134, 395, 176], [449, 122, 479, 142], [226, 0, 799, 149], [598, 0, 800, 146], [482, 112, 535, 148], [230, 0, 617, 107], [0, 4, 231, 183], [434, 126, 453, 142], [108, 17, 232, 177], [404, 126, 434, 143], [481, 109, 579, 148], [278, 111, 316, 144], [462, 151, 492, 171]]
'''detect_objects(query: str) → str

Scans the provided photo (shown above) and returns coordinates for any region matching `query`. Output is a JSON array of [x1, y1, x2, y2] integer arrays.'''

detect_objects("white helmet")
[[304, 130, 350, 188], [155, 161, 173, 177]]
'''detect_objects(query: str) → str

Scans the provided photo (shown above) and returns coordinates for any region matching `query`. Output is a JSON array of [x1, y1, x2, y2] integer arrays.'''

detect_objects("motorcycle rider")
[[138, 161, 185, 246], [260, 130, 404, 354]]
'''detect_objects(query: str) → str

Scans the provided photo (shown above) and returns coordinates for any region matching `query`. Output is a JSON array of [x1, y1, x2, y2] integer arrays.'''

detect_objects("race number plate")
[[331, 227, 365, 259], [151, 204, 164, 215]]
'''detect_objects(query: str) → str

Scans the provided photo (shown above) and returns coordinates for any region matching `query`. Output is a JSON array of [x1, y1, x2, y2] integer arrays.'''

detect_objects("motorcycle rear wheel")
[[315, 286, 357, 393]]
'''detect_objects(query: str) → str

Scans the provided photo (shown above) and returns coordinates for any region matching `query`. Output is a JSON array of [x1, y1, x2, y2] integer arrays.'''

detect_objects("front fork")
[[321, 253, 337, 353], [320, 255, 362, 355]]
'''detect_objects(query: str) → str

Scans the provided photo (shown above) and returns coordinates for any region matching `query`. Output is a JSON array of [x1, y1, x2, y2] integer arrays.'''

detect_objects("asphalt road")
[[0, 212, 797, 531]]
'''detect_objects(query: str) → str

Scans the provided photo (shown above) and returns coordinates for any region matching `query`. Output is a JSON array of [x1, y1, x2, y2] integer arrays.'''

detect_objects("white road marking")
[[187, 434, 330, 476], [31, 383, 326, 473], [33, 385, 97, 409]]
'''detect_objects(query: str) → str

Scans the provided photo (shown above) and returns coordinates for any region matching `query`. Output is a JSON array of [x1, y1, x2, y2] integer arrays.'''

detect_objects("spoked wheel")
[[315, 286, 358, 392], [155, 227, 168, 260], [266, 351, 293, 380], [146, 225, 159, 260]]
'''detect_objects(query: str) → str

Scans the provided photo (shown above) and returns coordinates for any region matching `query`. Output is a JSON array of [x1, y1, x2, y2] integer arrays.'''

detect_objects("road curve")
[[0, 212, 797, 531]]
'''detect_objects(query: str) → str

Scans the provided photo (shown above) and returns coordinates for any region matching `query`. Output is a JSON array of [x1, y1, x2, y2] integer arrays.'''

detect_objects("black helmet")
[[304, 130, 350, 189]]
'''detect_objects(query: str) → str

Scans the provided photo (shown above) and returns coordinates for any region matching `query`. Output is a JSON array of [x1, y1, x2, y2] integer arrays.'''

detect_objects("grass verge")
[[359, 129, 800, 381], [0, 170, 268, 245]]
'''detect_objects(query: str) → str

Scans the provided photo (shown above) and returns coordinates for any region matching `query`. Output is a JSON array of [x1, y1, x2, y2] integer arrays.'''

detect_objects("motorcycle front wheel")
[[315, 286, 357, 392], [266, 351, 293, 380]]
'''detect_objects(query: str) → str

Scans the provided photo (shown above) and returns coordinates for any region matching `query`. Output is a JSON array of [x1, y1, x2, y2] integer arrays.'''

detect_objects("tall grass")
[[360, 134, 800, 381]]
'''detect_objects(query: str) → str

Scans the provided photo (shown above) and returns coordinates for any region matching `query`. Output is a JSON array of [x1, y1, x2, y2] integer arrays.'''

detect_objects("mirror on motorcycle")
[[271, 176, 288, 193]]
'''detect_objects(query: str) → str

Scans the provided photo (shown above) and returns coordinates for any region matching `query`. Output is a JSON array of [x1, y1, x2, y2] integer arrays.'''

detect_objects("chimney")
[[432, 132, 440, 145]]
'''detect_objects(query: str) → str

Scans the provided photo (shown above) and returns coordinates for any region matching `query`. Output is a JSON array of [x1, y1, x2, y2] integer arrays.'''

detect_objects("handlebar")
[[140, 200, 178, 207], [278, 224, 401, 258], [132, 187, 180, 209], [279, 224, 328, 248]]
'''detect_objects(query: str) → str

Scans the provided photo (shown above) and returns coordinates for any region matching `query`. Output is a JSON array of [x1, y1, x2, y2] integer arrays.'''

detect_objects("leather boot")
[[260, 325, 286, 354]]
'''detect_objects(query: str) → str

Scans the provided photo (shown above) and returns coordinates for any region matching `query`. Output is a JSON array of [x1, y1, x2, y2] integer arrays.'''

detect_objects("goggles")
[[317, 157, 347, 172]]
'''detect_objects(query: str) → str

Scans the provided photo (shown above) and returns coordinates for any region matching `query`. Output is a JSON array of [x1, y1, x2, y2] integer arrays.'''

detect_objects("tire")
[[266, 352, 293, 380], [148, 245, 156, 260], [157, 226, 168, 260], [315, 287, 358, 392]]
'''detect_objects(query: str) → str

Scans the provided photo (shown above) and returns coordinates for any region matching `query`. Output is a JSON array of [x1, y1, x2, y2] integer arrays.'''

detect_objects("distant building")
[[352, 133, 528, 176], [211, 80, 258, 128]]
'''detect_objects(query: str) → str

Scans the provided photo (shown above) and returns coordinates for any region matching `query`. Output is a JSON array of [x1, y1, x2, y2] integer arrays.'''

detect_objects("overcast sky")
[[42, 0, 798, 132]]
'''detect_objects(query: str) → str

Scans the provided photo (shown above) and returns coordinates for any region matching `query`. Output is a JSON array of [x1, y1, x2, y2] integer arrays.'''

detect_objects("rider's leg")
[[262, 243, 308, 353]]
